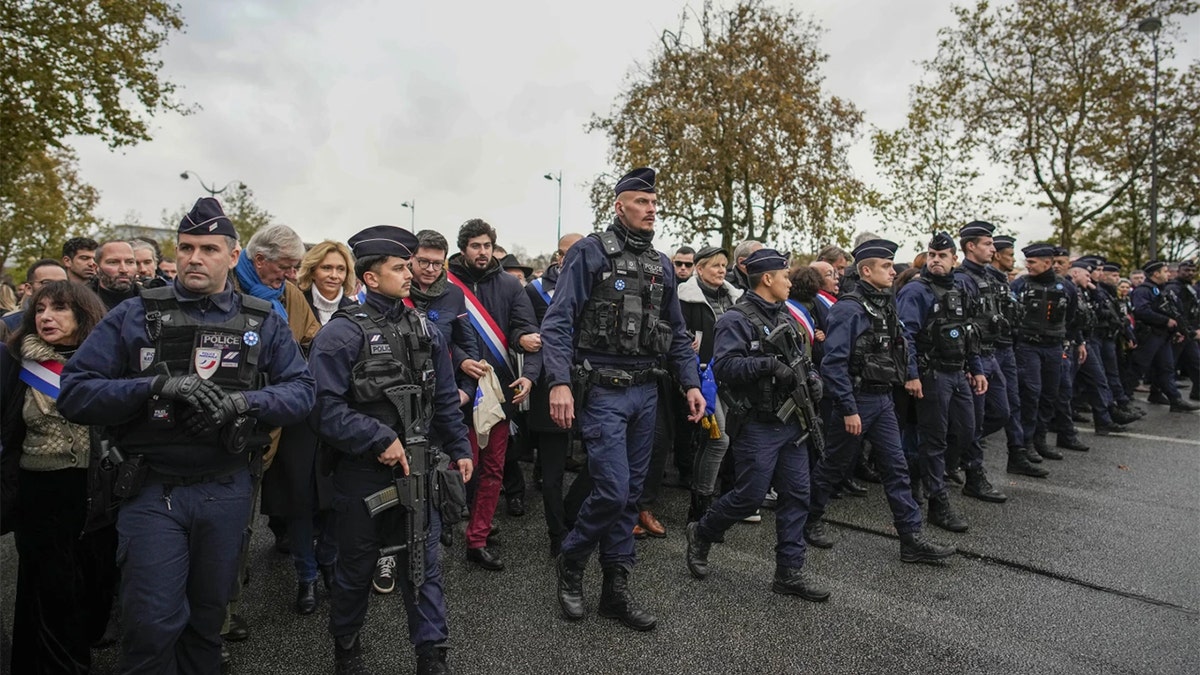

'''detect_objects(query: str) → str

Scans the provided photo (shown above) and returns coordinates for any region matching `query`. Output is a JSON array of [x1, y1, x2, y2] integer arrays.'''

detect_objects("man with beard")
[[541, 168, 704, 630], [61, 237, 99, 284], [88, 241, 140, 311], [447, 219, 539, 572]]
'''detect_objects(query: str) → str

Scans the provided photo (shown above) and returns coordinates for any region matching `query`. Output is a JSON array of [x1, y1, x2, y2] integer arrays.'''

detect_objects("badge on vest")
[[139, 348, 156, 372], [194, 347, 221, 380], [369, 333, 392, 355], [243, 331, 259, 346]]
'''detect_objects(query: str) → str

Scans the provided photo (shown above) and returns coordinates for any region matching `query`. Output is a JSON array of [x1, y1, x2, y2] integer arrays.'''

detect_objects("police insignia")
[[428, 309, 440, 322], [1152, 288, 1160, 295], [1056, 283, 1063, 290], [193, 347, 221, 380], [950, 329, 961, 338], [139, 348, 156, 372], [614, 279, 626, 291], [243, 331, 259, 346]]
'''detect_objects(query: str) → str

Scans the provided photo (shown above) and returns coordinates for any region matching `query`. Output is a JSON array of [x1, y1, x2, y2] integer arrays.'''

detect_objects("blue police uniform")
[[804, 240, 954, 564], [1130, 274, 1187, 405], [1094, 271, 1140, 412], [58, 276, 313, 673], [409, 272, 481, 412], [1164, 268, 1200, 401], [1070, 273, 1121, 432], [1044, 274, 1092, 451], [1010, 254, 1073, 460]]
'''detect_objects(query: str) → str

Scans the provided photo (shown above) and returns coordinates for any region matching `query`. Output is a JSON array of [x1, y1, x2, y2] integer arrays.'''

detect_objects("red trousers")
[[466, 425, 508, 548]]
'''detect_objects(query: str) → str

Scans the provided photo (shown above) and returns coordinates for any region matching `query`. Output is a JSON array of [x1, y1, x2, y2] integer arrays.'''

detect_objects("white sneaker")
[[742, 510, 762, 524], [372, 555, 396, 594]]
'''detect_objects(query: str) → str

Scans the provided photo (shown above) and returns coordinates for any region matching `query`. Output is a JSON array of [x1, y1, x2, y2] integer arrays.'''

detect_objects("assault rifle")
[[765, 323, 825, 453], [362, 384, 433, 588]]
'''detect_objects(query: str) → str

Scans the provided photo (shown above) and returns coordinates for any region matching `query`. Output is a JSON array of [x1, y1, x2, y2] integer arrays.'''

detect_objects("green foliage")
[[0, 147, 100, 273], [588, 0, 866, 254]]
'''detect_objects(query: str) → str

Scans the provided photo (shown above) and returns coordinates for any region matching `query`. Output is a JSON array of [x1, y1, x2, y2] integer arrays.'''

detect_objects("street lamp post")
[[180, 170, 245, 197], [400, 200, 416, 230], [1138, 16, 1162, 261], [544, 171, 562, 241]]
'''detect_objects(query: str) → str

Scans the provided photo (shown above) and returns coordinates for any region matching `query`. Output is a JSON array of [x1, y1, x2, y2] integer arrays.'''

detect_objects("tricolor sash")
[[786, 300, 816, 345], [20, 359, 63, 399], [530, 278, 554, 306], [816, 290, 837, 310], [446, 272, 516, 380]]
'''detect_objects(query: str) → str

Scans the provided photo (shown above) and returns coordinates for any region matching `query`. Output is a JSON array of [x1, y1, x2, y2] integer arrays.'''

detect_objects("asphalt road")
[[2, 391, 1197, 674]]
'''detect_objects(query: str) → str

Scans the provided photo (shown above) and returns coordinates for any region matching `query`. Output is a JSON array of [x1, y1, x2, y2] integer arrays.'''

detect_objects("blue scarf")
[[234, 254, 288, 320]]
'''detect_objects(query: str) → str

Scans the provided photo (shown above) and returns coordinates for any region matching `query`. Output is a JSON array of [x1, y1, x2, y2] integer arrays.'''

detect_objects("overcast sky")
[[69, 0, 1197, 263]]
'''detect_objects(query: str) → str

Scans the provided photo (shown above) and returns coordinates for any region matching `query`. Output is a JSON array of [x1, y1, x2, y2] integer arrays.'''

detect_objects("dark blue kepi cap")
[[742, 248, 789, 275], [993, 235, 1015, 251], [928, 232, 956, 251], [1070, 259, 1095, 272], [959, 220, 995, 238], [347, 226, 418, 259], [1021, 243, 1056, 258], [1102, 262, 1121, 273], [852, 239, 899, 263], [1142, 260, 1166, 275], [615, 167, 656, 195], [1053, 246, 1070, 257], [179, 197, 237, 238]]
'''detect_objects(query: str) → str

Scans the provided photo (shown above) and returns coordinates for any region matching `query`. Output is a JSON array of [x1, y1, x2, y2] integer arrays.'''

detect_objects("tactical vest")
[[724, 298, 808, 415], [1071, 286, 1096, 338], [914, 278, 975, 369], [1166, 280, 1200, 329], [338, 302, 436, 437], [118, 286, 270, 450], [1016, 275, 1069, 341], [840, 289, 907, 387], [1092, 285, 1124, 338], [959, 266, 1009, 349], [576, 232, 673, 357]]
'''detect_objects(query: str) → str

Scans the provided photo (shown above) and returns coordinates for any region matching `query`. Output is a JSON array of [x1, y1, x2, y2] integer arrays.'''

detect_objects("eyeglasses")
[[414, 258, 444, 271], [674, 261, 694, 268]]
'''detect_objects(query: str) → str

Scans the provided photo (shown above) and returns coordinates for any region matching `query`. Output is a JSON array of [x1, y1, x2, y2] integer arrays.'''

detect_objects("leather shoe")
[[1109, 406, 1141, 425], [771, 566, 830, 602], [295, 580, 318, 615], [928, 494, 969, 533], [1148, 391, 1171, 405], [944, 468, 965, 486], [804, 519, 834, 549], [416, 646, 451, 675], [685, 522, 712, 580], [506, 497, 526, 517], [962, 469, 1007, 503], [1094, 422, 1126, 436], [899, 532, 956, 563], [222, 613, 249, 642], [638, 510, 667, 538], [1034, 434, 1063, 460], [598, 566, 657, 632], [632, 524, 648, 539], [1007, 452, 1049, 478], [1055, 435, 1089, 452], [556, 554, 587, 621], [466, 546, 504, 571], [1170, 398, 1200, 412], [840, 479, 869, 497]]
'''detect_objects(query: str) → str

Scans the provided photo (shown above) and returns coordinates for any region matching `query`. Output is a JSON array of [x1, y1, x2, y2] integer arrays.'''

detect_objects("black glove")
[[807, 371, 824, 402], [769, 359, 796, 388], [151, 375, 243, 434], [185, 390, 248, 435]]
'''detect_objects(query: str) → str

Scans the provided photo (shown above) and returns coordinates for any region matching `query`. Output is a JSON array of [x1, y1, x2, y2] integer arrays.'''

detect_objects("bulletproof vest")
[[959, 266, 1008, 348], [725, 298, 807, 414], [576, 232, 673, 356], [1016, 275, 1069, 341], [840, 289, 907, 387], [1071, 286, 1096, 337], [1092, 285, 1123, 337], [1166, 280, 1200, 328], [118, 286, 270, 449], [914, 278, 974, 368], [338, 302, 436, 436]]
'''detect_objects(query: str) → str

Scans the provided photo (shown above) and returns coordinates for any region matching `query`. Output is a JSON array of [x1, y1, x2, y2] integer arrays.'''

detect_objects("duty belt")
[[585, 367, 662, 388], [146, 466, 242, 487]]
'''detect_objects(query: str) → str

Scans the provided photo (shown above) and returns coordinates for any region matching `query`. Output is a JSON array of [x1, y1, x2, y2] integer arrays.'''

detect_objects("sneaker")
[[372, 555, 396, 594], [741, 510, 762, 524]]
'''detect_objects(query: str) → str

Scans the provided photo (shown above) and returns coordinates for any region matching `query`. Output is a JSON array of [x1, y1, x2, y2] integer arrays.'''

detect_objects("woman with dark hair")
[[1, 281, 115, 674], [262, 240, 356, 614]]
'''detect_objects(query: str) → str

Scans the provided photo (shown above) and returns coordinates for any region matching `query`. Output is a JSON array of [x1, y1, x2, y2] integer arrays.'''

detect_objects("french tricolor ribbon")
[[785, 300, 816, 345], [530, 278, 554, 306], [816, 290, 837, 309], [446, 272, 516, 380], [19, 359, 63, 399]]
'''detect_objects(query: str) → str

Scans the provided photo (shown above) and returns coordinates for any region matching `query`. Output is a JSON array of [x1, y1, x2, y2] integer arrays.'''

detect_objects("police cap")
[[1070, 259, 1095, 272], [742, 248, 789, 275], [1102, 262, 1121, 273], [928, 232, 956, 252], [179, 197, 237, 238], [993, 235, 1016, 251], [1021, 243, 1056, 258], [959, 221, 995, 238], [852, 239, 899, 263], [1142, 260, 1167, 275], [348, 226, 418, 260], [615, 168, 656, 196]]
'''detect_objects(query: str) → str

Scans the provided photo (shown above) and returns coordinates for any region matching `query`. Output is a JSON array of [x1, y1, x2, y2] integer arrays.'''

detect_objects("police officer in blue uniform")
[[1064, 258, 1132, 435], [307, 226, 475, 674], [683, 248, 829, 601], [58, 197, 315, 675], [1091, 260, 1147, 420], [1130, 260, 1200, 412], [1164, 260, 1200, 402], [897, 232, 1005, 535], [541, 168, 705, 630], [1043, 248, 1091, 454], [803, 239, 955, 563]]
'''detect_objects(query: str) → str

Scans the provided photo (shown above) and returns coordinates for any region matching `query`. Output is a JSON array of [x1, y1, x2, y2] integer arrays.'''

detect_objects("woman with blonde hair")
[[263, 239, 355, 614]]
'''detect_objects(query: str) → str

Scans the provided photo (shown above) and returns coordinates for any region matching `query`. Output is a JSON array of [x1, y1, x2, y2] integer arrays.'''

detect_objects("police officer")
[[1091, 261, 1147, 419], [1043, 247, 1092, 454], [58, 197, 315, 674], [803, 239, 955, 564], [898, 232, 1006, 535], [1130, 260, 1200, 412], [307, 226, 475, 674], [1011, 243, 1075, 464], [1064, 259, 1131, 435], [1164, 260, 1200, 402], [541, 167, 705, 630], [684, 248, 829, 600]]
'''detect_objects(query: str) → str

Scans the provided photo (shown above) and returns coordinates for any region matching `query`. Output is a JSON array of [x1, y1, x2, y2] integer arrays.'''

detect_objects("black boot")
[[334, 633, 372, 675], [1109, 405, 1141, 425], [1055, 434, 1090, 452], [771, 566, 830, 602], [1033, 432, 1063, 460], [687, 491, 712, 523], [803, 518, 834, 549], [1148, 391, 1171, 405], [963, 468, 1008, 503], [556, 554, 587, 621], [416, 645, 451, 675], [1007, 449, 1049, 478], [295, 579, 318, 615], [927, 493, 969, 533], [685, 522, 713, 580], [1169, 398, 1200, 412], [899, 532, 956, 564], [1094, 422, 1126, 436], [597, 565, 657, 631]]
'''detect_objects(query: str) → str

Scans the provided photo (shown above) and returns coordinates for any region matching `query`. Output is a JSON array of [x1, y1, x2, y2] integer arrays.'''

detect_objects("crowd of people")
[[1, 167, 1198, 675]]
